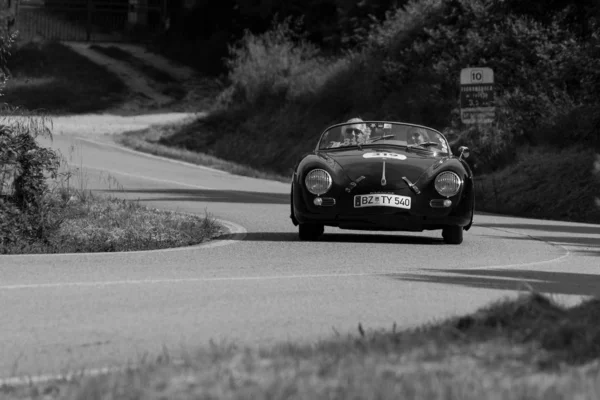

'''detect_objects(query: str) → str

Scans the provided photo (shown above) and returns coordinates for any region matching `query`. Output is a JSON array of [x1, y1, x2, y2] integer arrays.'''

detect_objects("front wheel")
[[442, 226, 463, 245], [298, 223, 324, 241]]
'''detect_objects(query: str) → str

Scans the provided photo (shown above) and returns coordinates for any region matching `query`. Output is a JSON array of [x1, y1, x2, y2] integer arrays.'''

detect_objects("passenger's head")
[[409, 127, 428, 144]]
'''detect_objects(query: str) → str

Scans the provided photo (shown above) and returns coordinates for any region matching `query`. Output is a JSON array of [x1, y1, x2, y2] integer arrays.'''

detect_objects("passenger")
[[409, 127, 429, 145]]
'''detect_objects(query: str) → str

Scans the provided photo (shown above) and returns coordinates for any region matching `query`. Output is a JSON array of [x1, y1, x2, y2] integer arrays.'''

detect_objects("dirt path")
[[64, 42, 174, 107], [29, 42, 218, 138]]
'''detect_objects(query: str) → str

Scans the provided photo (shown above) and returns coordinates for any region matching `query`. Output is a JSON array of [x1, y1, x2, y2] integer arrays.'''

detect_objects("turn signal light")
[[430, 199, 452, 208]]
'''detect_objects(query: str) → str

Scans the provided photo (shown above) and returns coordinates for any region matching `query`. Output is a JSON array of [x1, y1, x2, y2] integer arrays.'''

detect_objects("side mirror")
[[458, 146, 470, 160]]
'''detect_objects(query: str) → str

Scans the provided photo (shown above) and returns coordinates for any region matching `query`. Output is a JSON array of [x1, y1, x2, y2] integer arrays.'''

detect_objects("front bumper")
[[292, 186, 472, 231], [293, 208, 471, 231]]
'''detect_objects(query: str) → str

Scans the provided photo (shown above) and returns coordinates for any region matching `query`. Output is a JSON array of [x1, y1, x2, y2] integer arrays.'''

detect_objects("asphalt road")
[[1, 132, 599, 379]]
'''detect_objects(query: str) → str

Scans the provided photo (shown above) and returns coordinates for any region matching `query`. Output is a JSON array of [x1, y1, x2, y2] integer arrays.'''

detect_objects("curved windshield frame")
[[317, 121, 450, 155]]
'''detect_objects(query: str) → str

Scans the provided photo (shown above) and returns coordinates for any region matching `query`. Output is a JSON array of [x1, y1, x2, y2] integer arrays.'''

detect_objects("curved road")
[[1, 131, 599, 379]]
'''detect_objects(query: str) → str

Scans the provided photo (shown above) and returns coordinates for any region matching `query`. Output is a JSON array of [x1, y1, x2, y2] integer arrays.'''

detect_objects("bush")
[[363, 0, 600, 171], [0, 112, 65, 249], [224, 17, 351, 107]]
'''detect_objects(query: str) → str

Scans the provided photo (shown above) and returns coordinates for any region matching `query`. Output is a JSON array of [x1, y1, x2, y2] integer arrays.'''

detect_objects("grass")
[[2, 291, 599, 399], [88, 45, 187, 101], [474, 146, 600, 224], [1, 41, 128, 114], [0, 185, 224, 254], [115, 123, 290, 183]]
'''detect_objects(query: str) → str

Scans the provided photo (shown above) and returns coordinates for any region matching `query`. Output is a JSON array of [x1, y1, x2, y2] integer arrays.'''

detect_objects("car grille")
[[320, 197, 336, 206]]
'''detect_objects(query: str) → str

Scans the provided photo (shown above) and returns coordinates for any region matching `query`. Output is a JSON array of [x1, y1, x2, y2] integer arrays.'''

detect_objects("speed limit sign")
[[460, 67, 495, 124]]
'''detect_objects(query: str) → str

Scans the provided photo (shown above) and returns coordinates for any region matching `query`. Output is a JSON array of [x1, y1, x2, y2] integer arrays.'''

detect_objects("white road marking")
[[463, 225, 572, 270], [0, 248, 572, 290], [0, 365, 132, 387], [70, 136, 230, 175], [70, 163, 213, 190], [456, 248, 570, 270]]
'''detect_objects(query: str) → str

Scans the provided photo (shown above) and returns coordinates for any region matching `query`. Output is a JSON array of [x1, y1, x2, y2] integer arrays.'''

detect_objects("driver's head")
[[344, 117, 368, 142], [410, 127, 428, 144]]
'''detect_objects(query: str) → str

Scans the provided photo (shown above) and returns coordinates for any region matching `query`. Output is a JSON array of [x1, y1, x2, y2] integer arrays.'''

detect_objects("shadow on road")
[[388, 269, 600, 297], [99, 188, 289, 204], [477, 233, 600, 257], [241, 231, 443, 244], [478, 222, 600, 235]]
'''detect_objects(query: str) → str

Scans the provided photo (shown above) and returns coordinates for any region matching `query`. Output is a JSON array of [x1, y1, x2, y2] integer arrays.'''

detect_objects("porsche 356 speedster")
[[290, 120, 474, 244]]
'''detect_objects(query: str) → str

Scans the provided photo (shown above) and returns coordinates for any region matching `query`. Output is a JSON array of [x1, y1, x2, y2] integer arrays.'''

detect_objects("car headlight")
[[305, 169, 332, 195], [434, 171, 462, 197]]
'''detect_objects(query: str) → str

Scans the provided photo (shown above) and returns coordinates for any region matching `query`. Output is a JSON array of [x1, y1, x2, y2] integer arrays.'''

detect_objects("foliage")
[[158, 0, 408, 75], [223, 17, 352, 107], [189, 0, 600, 178], [0, 9, 16, 94], [0, 113, 65, 249]]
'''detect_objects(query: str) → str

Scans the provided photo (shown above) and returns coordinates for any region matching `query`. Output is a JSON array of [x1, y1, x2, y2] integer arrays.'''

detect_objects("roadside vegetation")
[[88, 44, 187, 102], [139, 0, 600, 224], [1, 41, 127, 114], [0, 34, 222, 254], [0, 108, 223, 254], [4, 291, 600, 399], [116, 124, 289, 183]]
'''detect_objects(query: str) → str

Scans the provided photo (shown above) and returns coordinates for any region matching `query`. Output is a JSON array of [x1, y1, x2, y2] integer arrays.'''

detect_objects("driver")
[[330, 117, 369, 147], [343, 117, 369, 145]]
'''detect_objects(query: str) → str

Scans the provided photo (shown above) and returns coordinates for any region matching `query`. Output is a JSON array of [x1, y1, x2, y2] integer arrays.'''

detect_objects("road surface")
[[1, 130, 599, 379]]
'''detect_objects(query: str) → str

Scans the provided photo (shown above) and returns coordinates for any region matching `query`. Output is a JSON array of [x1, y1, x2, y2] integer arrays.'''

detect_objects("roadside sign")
[[460, 67, 495, 124]]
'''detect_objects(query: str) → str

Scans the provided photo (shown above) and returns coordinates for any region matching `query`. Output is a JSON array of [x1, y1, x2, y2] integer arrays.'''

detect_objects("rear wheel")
[[442, 226, 463, 245], [298, 223, 324, 241]]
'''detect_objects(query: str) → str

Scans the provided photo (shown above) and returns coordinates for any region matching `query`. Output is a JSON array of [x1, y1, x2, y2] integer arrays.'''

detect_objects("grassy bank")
[[0, 112, 223, 254], [88, 45, 187, 102], [4, 292, 599, 399], [0, 185, 223, 254], [2, 42, 127, 114], [115, 124, 290, 183]]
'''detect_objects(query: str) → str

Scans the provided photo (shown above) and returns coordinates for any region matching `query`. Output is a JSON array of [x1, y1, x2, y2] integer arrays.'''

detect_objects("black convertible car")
[[290, 120, 474, 244]]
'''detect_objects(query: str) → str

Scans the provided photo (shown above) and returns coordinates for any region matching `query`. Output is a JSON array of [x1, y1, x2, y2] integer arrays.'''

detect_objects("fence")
[[15, 0, 167, 42]]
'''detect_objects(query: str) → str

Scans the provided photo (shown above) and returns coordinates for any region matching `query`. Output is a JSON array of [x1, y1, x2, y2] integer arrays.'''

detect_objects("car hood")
[[322, 148, 445, 185]]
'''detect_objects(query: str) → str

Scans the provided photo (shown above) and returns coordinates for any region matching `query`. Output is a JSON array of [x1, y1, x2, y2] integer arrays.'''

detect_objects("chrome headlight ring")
[[434, 171, 462, 197], [305, 169, 332, 196]]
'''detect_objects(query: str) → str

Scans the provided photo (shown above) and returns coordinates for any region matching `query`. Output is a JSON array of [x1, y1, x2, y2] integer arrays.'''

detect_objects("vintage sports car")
[[290, 121, 474, 244]]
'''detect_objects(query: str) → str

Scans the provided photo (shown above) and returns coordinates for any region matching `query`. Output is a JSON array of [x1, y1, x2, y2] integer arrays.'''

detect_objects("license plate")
[[354, 194, 411, 209]]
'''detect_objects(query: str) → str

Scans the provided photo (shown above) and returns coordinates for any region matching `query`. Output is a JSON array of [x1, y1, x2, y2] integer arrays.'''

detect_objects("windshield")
[[318, 121, 450, 154]]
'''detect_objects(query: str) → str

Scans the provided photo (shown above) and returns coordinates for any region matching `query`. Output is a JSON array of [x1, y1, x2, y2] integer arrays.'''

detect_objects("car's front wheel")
[[298, 223, 324, 241], [442, 226, 463, 245]]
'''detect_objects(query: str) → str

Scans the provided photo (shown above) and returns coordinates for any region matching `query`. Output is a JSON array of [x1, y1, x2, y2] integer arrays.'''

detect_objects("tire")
[[298, 223, 324, 241], [442, 225, 463, 245]]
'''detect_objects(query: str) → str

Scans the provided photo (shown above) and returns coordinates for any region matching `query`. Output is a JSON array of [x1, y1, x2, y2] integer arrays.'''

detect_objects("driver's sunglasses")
[[345, 128, 362, 135]]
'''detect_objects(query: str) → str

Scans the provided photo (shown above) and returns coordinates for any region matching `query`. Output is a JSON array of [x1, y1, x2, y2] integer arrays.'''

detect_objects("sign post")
[[460, 67, 495, 124]]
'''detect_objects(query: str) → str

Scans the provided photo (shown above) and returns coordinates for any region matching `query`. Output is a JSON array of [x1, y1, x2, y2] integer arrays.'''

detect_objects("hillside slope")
[[142, 0, 600, 224]]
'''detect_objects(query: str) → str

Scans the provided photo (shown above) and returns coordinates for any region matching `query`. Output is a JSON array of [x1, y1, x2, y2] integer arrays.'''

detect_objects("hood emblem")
[[381, 159, 387, 186], [345, 176, 366, 193]]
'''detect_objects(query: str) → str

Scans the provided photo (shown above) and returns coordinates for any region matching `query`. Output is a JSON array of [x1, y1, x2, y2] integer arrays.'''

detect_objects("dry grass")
[[474, 146, 600, 224], [0, 185, 224, 254], [3, 292, 600, 399], [115, 124, 290, 183]]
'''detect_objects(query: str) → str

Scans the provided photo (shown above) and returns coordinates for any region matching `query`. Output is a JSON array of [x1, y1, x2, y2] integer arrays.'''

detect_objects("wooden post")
[[86, 0, 92, 41]]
